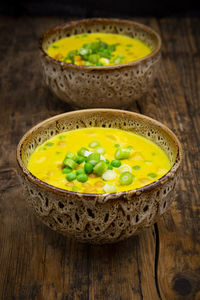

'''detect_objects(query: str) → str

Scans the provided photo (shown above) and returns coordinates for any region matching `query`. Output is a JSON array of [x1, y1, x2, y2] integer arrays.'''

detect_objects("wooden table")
[[0, 16, 200, 300]]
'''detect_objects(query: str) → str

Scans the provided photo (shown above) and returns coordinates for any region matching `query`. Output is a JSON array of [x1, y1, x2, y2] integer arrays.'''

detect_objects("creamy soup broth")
[[28, 128, 171, 194], [47, 33, 152, 66]]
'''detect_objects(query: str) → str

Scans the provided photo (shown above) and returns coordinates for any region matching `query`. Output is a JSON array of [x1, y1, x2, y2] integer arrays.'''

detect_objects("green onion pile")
[[64, 40, 124, 66], [61, 140, 135, 193]]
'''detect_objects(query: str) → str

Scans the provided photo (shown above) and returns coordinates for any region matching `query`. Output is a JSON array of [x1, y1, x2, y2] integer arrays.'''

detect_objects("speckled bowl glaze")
[[39, 18, 161, 108], [16, 109, 182, 244]]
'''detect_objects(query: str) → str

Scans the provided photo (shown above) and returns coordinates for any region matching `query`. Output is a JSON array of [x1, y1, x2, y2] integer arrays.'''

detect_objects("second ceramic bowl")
[[39, 18, 161, 108]]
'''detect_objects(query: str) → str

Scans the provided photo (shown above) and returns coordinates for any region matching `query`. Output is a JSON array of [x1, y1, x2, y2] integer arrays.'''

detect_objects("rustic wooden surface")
[[0, 16, 200, 300]]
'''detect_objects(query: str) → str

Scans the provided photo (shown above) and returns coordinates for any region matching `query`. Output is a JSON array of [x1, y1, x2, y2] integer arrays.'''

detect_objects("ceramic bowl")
[[16, 109, 182, 244], [39, 18, 161, 108]]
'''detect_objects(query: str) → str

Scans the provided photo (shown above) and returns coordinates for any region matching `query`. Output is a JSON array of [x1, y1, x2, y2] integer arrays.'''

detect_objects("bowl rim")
[[39, 17, 162, 71], [16, 109, 182, 201]]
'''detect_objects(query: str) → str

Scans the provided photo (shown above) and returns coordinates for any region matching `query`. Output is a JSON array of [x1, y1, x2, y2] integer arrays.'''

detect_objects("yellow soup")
[[47, 33, 152, 66], [28, 128, 171, 194]]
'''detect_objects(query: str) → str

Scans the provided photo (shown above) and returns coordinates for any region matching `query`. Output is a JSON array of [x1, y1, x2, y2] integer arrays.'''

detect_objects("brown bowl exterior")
[[16, 109, 182, 244], [39, 18, 161, 108]]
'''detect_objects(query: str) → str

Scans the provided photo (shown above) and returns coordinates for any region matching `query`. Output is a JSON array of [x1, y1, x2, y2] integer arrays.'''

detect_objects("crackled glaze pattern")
[[17, 110, 182, 244], [39, 19, 161, 108]]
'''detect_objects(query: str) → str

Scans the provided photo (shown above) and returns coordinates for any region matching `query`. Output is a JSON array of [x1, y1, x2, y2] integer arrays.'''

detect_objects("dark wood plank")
[[0, 16, 199, 300], [0, 186, 159, 300], [138, 17, 200, 300]]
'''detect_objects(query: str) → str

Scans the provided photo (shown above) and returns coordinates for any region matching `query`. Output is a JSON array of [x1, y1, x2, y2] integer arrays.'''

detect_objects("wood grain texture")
[[0, 16, 199, 300]]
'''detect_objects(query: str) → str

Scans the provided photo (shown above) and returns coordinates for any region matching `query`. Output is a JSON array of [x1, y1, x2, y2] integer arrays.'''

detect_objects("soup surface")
[[28, 128, 171, 194], [47, 33, 152, 66]]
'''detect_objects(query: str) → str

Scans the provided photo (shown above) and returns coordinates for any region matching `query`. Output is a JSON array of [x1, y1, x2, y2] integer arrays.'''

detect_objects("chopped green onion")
[[88, 54, 100, 64], [114, 144, 120, 148], [127, 146, 133, 151], [86, 152, 100, 166], [65, 151, 76, 160], [113, 54, 124, 65], [62, 167, 72, 174], [107, 164, 113, 170], [119, 172, 134, 186], [84, 61, 93, 66], [115, 147, 131, 160], [93, 161, 107, 176], [89, 140, 100, 148], [59, 135, 66, 140], [147, 173, 157, 179], [132, 165, 141, 170], [45, 142, 54, 147], [84, 150, 93, 157], [84, 162, 94, 174], [76, 155, 85, 164], [102, 170, 116, 181], [103, 183, 117, 193], [79, 47, 90, 55], [76, 169, 85, 176], [111, 160, 121, 168], [119, 164, 132, 174], [96, 61, 104, 66], [66, 40, 120, 66], [77, 147, 89, 157], [63, 158, 77, 170], [66, 172, 76, 181], [95, 146, 106, 154], [100, 155, 106, 162], [77, 173, 88, 183]]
